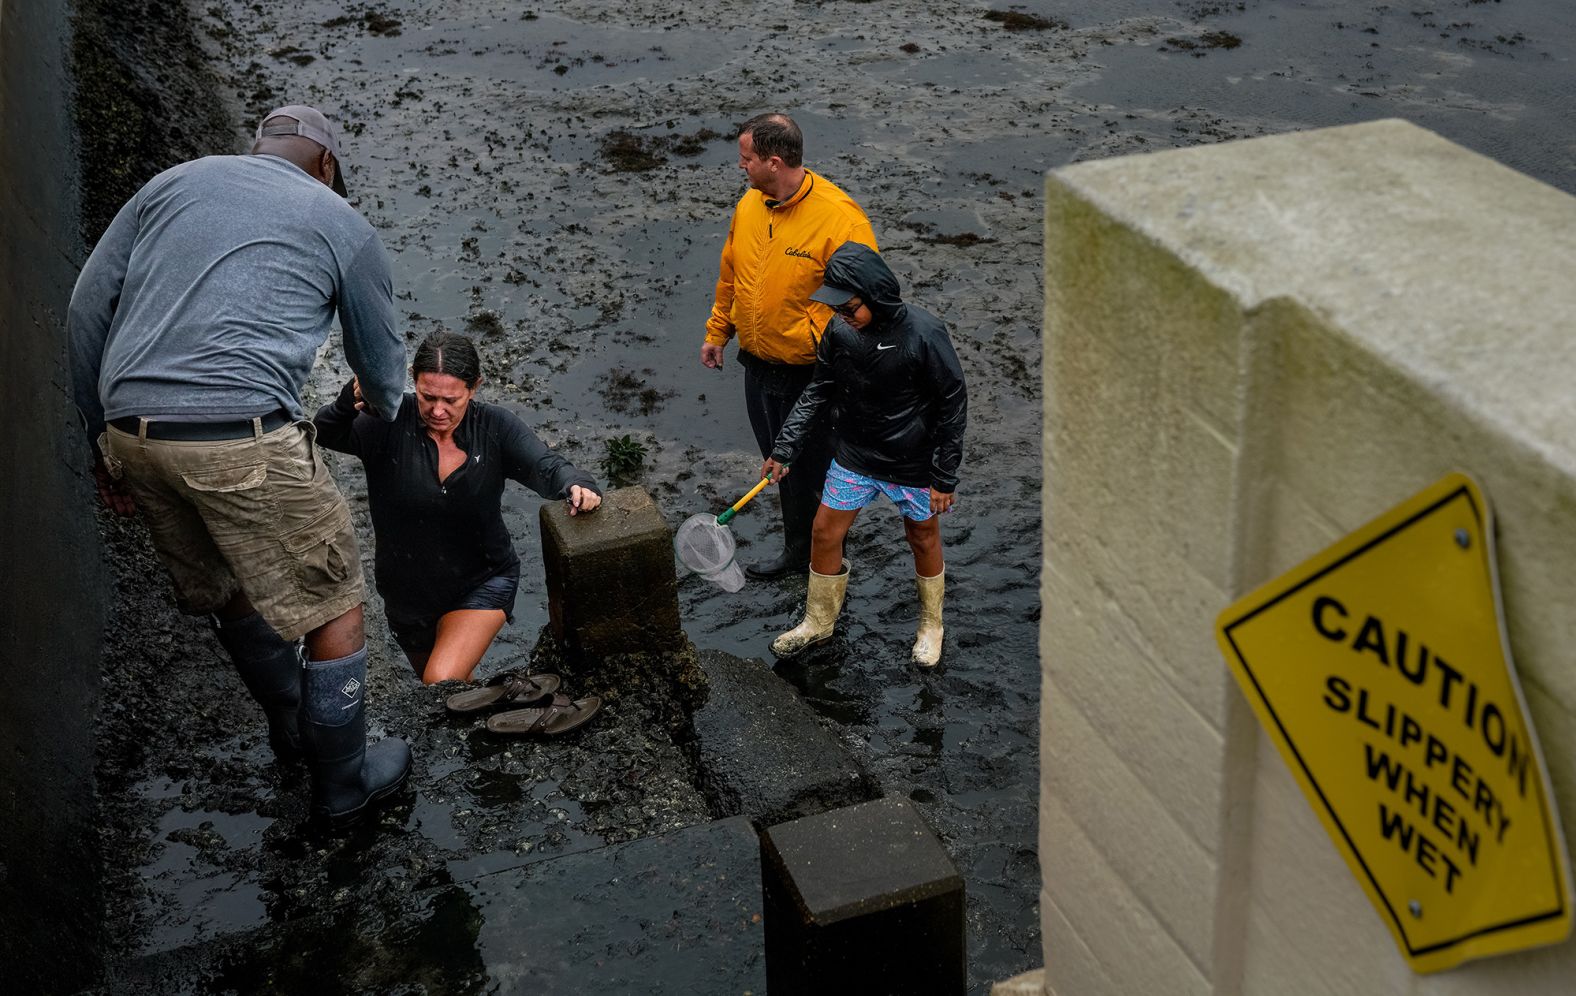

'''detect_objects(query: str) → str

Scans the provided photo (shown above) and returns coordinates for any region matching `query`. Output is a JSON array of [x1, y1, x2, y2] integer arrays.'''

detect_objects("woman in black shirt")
[[315, 331, 601, 683]]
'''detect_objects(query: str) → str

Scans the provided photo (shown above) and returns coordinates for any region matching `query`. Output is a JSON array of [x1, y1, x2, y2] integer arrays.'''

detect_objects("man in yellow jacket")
[[701, 113, 877, 579]]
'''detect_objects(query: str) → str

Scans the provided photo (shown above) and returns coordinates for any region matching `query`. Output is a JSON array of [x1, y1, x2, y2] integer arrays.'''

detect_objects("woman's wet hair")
[[413, 330, 482, 388], [739, 113, 803, 168]]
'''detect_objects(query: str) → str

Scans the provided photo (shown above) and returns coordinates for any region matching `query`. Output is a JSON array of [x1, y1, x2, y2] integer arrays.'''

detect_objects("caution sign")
[[1216, 473, 1571, 972]]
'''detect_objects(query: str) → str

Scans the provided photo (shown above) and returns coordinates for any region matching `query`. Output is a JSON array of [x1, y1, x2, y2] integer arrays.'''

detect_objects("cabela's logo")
[[784, 247, 815, 260]]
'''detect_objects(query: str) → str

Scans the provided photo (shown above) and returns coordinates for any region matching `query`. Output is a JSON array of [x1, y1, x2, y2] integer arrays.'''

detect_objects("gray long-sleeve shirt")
[[68, 154, 406, 436]]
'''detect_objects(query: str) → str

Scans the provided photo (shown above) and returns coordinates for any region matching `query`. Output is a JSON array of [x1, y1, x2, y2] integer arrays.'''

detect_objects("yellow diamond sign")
[[1216, 473, 1571, 972]]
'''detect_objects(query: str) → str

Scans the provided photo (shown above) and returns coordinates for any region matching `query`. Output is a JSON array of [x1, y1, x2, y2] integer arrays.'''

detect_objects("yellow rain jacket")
[[705, 170, 876, 366]]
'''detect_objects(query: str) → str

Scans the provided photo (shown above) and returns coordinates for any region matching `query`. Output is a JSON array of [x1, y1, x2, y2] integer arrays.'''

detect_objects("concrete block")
[[1044, 585, 1227, 851], [1040, 798, 1211, 996], [1257, 300, 1576, 705], [538, 486, 683, 658], [1040, 893, 1114, 996], [1046, 526, 1236, 730], [1055, 121, 1576, 352], [691, 649, 877, 826], [760, 797, 965, 995], [1045, 680, 1218, 968], [1522, 684, 1576, 851], [1241, 895, 1409, 996], [1257, 476, 1345, 583], [1045, 249, 1245, 725], [1242, 733, 1398, 969], [1046, 119, 1576, 992], [1490, 475, 1576, 706]]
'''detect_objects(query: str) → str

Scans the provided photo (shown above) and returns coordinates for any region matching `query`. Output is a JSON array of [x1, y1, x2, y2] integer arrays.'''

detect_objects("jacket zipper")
[[426, 432, 468, 496]]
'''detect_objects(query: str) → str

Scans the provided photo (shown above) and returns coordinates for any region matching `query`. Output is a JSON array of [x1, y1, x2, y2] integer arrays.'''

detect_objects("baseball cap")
[[809, 281, 857, 307], [256, 104, 349, 197]]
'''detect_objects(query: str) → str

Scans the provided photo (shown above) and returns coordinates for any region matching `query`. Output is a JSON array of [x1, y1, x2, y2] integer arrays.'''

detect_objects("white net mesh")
[[674, 513, 746, 591]]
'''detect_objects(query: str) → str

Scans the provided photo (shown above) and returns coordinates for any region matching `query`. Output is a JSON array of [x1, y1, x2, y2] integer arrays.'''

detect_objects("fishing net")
[[674, 513, 746, 592]]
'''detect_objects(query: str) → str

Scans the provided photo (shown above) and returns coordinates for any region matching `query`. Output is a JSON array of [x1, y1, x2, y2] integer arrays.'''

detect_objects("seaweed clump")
[[1164, 31, 1244, 54], [983, 10, 1069, 31], [600, 127, 729, 173]]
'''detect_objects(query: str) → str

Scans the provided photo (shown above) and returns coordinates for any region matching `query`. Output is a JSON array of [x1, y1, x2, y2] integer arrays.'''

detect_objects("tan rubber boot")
[[912, 570, 945, 668], [770, 565, 849, 658]]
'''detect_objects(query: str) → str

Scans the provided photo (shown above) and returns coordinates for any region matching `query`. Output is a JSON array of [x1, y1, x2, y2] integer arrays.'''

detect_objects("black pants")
[[741, 353, 835, 557]]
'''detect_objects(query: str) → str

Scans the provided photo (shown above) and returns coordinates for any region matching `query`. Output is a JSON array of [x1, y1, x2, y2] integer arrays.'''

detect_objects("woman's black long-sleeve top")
[[314, 380, 599, 622]]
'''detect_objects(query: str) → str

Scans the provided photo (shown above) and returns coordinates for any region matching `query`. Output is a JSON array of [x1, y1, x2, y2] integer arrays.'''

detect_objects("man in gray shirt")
[[69, 105, 410, 831]]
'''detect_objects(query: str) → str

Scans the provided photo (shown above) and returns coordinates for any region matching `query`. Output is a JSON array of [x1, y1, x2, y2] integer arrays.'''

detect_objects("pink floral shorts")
[[821, 459, 934, 521]]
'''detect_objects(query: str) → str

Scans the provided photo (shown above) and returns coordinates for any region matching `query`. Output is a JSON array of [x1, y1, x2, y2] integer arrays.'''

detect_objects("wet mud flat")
[[81, 0, 1575, 993]]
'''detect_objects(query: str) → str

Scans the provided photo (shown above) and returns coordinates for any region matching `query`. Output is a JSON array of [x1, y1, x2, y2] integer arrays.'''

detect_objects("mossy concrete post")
[[539, 486, 684, 661], [1040, 119, 1576, 994]]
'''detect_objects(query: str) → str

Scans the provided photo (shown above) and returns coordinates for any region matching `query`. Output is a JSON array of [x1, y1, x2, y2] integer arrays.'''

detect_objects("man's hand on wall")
[[92, 458, 137, 517]]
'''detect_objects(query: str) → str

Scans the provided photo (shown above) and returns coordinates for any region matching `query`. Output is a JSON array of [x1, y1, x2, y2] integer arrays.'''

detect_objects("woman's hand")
[[567, 485, 601, 516], [352, 377, 365, 412], [930, 488, 955, 515], [761, 458, 789, 483]]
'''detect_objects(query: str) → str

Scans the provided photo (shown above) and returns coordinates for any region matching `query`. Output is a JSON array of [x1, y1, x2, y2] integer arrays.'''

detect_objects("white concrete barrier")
[[1039, 119, 1576, 994]]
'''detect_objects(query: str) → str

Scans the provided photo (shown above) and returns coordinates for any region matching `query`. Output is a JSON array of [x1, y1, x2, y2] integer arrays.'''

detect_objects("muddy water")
[[97, 0, 1573, 991]]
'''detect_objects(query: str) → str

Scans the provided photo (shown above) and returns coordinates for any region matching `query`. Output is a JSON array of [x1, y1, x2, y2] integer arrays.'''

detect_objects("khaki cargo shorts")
[[102, 419, 363, 641]]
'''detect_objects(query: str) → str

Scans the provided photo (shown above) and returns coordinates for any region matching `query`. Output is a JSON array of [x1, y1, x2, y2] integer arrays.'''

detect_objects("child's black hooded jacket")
[[771, 243, 968, 493]]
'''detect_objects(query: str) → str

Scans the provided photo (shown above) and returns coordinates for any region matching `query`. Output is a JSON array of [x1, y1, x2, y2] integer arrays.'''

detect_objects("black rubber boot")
[[745, 544, 810, 580], [746, 485, 815, 580], [212, 612, 303, 762], [299, 646, 412, 831]]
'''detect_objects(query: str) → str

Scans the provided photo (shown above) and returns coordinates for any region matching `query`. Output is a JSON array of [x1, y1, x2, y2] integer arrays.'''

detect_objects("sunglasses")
[[832, 299, 863, 320]]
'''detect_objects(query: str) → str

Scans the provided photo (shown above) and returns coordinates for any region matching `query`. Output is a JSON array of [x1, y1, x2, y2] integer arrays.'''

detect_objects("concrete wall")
[[0, 0, 107, 990], [1040, 119, 1576, 994], [0, 2, 236, 987]]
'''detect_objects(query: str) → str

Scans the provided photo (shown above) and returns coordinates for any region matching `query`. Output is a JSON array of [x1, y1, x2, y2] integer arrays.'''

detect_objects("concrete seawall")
[[0, 0, 106, 990], [1041, 120, 1576, 993], [1, 1, 235, 989]]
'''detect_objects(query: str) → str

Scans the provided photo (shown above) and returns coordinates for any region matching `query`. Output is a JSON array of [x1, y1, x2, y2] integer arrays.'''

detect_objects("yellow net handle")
[[716, 477, 772, 526]]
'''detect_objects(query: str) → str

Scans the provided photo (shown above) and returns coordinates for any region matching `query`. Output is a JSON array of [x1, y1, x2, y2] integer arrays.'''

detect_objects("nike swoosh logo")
[[877, 343, 896, 350]]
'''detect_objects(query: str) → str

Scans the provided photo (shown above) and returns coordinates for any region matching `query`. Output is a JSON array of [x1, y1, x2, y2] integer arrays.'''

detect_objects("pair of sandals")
[[444, 671, 602, 736]]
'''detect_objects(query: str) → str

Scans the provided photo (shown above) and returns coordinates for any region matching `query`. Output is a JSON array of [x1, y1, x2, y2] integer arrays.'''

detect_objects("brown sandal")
[[485, 693, 603, 736], [444, 671, 561, 715]]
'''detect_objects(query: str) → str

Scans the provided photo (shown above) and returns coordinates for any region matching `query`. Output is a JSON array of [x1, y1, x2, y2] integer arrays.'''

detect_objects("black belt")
[[109, 410, 292, 441]]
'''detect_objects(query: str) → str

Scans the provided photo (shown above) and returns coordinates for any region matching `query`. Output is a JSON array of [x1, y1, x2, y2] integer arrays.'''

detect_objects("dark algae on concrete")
[[1, 2, 102, 992], [1, 0, 240, 991], [38, 0, 1576, 993], [70, 0, 234, 241]]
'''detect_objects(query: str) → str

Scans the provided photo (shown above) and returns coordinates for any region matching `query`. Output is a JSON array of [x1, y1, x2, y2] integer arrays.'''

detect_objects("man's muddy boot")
[[212, 612, 303, 762], [300, 646, 412, 831], [746, 540, 811, 581], [747, 481, 817, 580], [911, 570, 945, 669], [771, 564, 849, 658], [745, 508, 811, 579]]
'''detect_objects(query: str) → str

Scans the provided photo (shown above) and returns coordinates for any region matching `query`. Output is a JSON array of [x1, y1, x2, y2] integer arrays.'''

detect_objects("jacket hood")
[[821, 242, 903, 324]]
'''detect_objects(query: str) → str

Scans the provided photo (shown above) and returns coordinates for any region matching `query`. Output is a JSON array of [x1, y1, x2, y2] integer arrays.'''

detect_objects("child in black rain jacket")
[[762, 241, 967, 667]]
